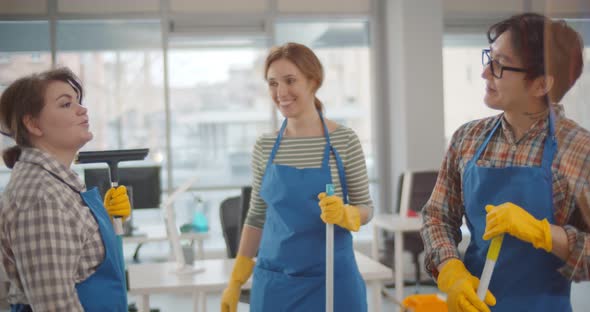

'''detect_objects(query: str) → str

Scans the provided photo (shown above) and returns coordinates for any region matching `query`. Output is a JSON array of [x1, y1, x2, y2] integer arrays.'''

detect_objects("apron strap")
[[472, 116, 502, 163], [318, 111, 349, 204], [44, 167, 85, 195], [268, 117, 332, 170], [268, 111, 351, 204], [330, 147, 349, 204], [266, 119, 288, 168], [472, 108, 558, 170], [541, 109, 557, 169]]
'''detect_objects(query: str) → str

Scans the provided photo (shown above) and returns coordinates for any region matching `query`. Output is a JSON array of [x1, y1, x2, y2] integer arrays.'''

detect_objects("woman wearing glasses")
[[421, 13, 588, 312]]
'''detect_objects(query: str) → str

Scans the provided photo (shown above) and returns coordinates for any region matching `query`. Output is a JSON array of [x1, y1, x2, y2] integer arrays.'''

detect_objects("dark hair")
[[0, 67, 83, 168], [264, 42, 325, 110], [487, 13, 584, 103]]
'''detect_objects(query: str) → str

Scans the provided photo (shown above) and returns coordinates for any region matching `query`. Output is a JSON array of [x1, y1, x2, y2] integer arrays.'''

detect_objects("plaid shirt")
[[422, 104, 590, 282], [0, 148, 104, 311]]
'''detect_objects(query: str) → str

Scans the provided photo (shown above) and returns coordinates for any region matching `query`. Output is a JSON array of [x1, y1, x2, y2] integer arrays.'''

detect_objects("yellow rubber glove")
[[317, 192, 361, 232], [103, 186, 131, 222], [437, 259, 496, 312], [483, 203, 552, 252], [221, 255, 255, 312]]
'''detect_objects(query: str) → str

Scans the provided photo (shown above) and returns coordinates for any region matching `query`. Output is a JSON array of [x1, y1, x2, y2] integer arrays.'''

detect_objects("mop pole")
[[103, 165, 128, 293], [326, 184, 335, 312], [477, 235, 504, 300]]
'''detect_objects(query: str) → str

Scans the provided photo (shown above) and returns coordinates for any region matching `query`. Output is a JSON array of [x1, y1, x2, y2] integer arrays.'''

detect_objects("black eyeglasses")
[[482, 49, 527, 79]]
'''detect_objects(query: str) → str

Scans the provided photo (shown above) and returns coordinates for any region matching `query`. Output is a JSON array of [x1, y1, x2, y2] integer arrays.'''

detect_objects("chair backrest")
[[240, 186, 252, 228], [397, 170, 439, 216], [219, 195, 242, 258]]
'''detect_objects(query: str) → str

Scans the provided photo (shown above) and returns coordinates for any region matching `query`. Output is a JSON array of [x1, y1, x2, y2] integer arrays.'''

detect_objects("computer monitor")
[[84, 166, 161, 209]]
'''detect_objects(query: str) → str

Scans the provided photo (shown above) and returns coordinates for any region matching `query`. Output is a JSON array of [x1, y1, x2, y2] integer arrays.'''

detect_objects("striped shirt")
[[245, 126, 373, 229], [421, 104, 590, 281], [0, 148, 103, 311]]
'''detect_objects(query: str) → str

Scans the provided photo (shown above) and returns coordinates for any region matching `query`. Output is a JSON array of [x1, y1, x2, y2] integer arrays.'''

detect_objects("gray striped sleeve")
[[245, 136, 268, 229], [244, 126, 374, 229], [343, 130, 374, 221]]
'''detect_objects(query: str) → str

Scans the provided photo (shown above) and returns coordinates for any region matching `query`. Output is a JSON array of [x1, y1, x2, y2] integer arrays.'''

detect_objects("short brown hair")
[[487, 13, 584, 103], [264, 42, 324, 110], [0, 67, 83, 168]]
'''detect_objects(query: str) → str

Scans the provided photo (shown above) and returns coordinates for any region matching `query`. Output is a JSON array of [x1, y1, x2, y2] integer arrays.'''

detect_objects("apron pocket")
[[251, 266, 324, 312], [251, 264, 367, 312]]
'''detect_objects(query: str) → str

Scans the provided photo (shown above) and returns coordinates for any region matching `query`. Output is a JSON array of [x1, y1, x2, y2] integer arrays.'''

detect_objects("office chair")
[[219, 186, 253, 303], [220, 196, 242, 258], [240, 186, 252, 229], [381, 170, 439, 292], [219, 186, 253, 257]]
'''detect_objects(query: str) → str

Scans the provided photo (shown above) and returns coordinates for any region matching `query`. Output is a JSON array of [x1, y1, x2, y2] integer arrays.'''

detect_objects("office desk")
[[128, 251, 391, 312], [372, 214, 471, 306], [123, 225, 209, 261], [372, 214, 422, 305]]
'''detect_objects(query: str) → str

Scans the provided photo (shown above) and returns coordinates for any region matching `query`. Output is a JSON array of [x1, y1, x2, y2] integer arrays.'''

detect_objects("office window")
[[0, 21, 52, 188], [55, 20, 166, 168], [561, 20, 590, 130], [168, 37, 269, 185], [443, 34, 496, 143], [0, 20, 52, 104], [274, 21, 373, 158], [443, 20, 590, 143], [167, 36, 270, 249]]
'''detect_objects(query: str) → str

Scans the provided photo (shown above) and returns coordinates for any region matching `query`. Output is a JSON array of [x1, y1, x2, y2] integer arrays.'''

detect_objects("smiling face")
[[26, 80, 93, 153], [266, 58, 318, 119], [481, 31, 532, 113]]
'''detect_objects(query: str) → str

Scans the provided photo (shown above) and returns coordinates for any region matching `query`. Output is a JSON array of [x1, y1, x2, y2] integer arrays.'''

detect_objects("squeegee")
[[76, 148, 149, 289]]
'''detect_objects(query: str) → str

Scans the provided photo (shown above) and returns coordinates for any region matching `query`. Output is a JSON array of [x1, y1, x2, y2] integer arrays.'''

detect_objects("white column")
[[385, 0, 446, 181]]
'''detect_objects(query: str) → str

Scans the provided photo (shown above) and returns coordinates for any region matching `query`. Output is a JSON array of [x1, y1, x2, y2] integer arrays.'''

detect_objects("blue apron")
[[250, 112, 367, 312], [462, 111, 571, 311], [11, 187, 127, 312]]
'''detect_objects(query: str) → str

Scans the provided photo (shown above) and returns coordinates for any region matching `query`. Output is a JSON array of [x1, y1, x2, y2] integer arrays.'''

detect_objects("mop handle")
[[477, 235, 504, 300], [325, 184, 335, 312], [109, 180, 127, 291]]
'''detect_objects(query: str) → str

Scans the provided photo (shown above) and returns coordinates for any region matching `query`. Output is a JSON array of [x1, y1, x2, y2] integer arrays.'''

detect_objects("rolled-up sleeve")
[[344, 131, 374, 223], [10, 197, 84, 312], [421, 128, 466, 278], [558, 180, 590, 281]]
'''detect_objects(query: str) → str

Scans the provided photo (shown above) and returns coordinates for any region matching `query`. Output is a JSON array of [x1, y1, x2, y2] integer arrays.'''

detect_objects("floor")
[[128, 281, 590, 312], [2, 278, 590, 311], [2, 240, 590, 311], [125, 285, 434, 312]]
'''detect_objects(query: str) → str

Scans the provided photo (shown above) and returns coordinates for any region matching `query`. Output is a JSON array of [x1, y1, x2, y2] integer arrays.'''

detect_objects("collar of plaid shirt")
[[498, 104, 564, 145], [18, 147, 84, 193]]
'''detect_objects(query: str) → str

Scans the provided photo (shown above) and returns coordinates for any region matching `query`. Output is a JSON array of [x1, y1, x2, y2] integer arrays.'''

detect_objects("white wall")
[[369, 0, 446, 213]]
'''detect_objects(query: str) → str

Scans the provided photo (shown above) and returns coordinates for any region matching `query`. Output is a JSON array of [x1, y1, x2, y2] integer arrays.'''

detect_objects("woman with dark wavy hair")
[[0, 68, 131, 312]]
